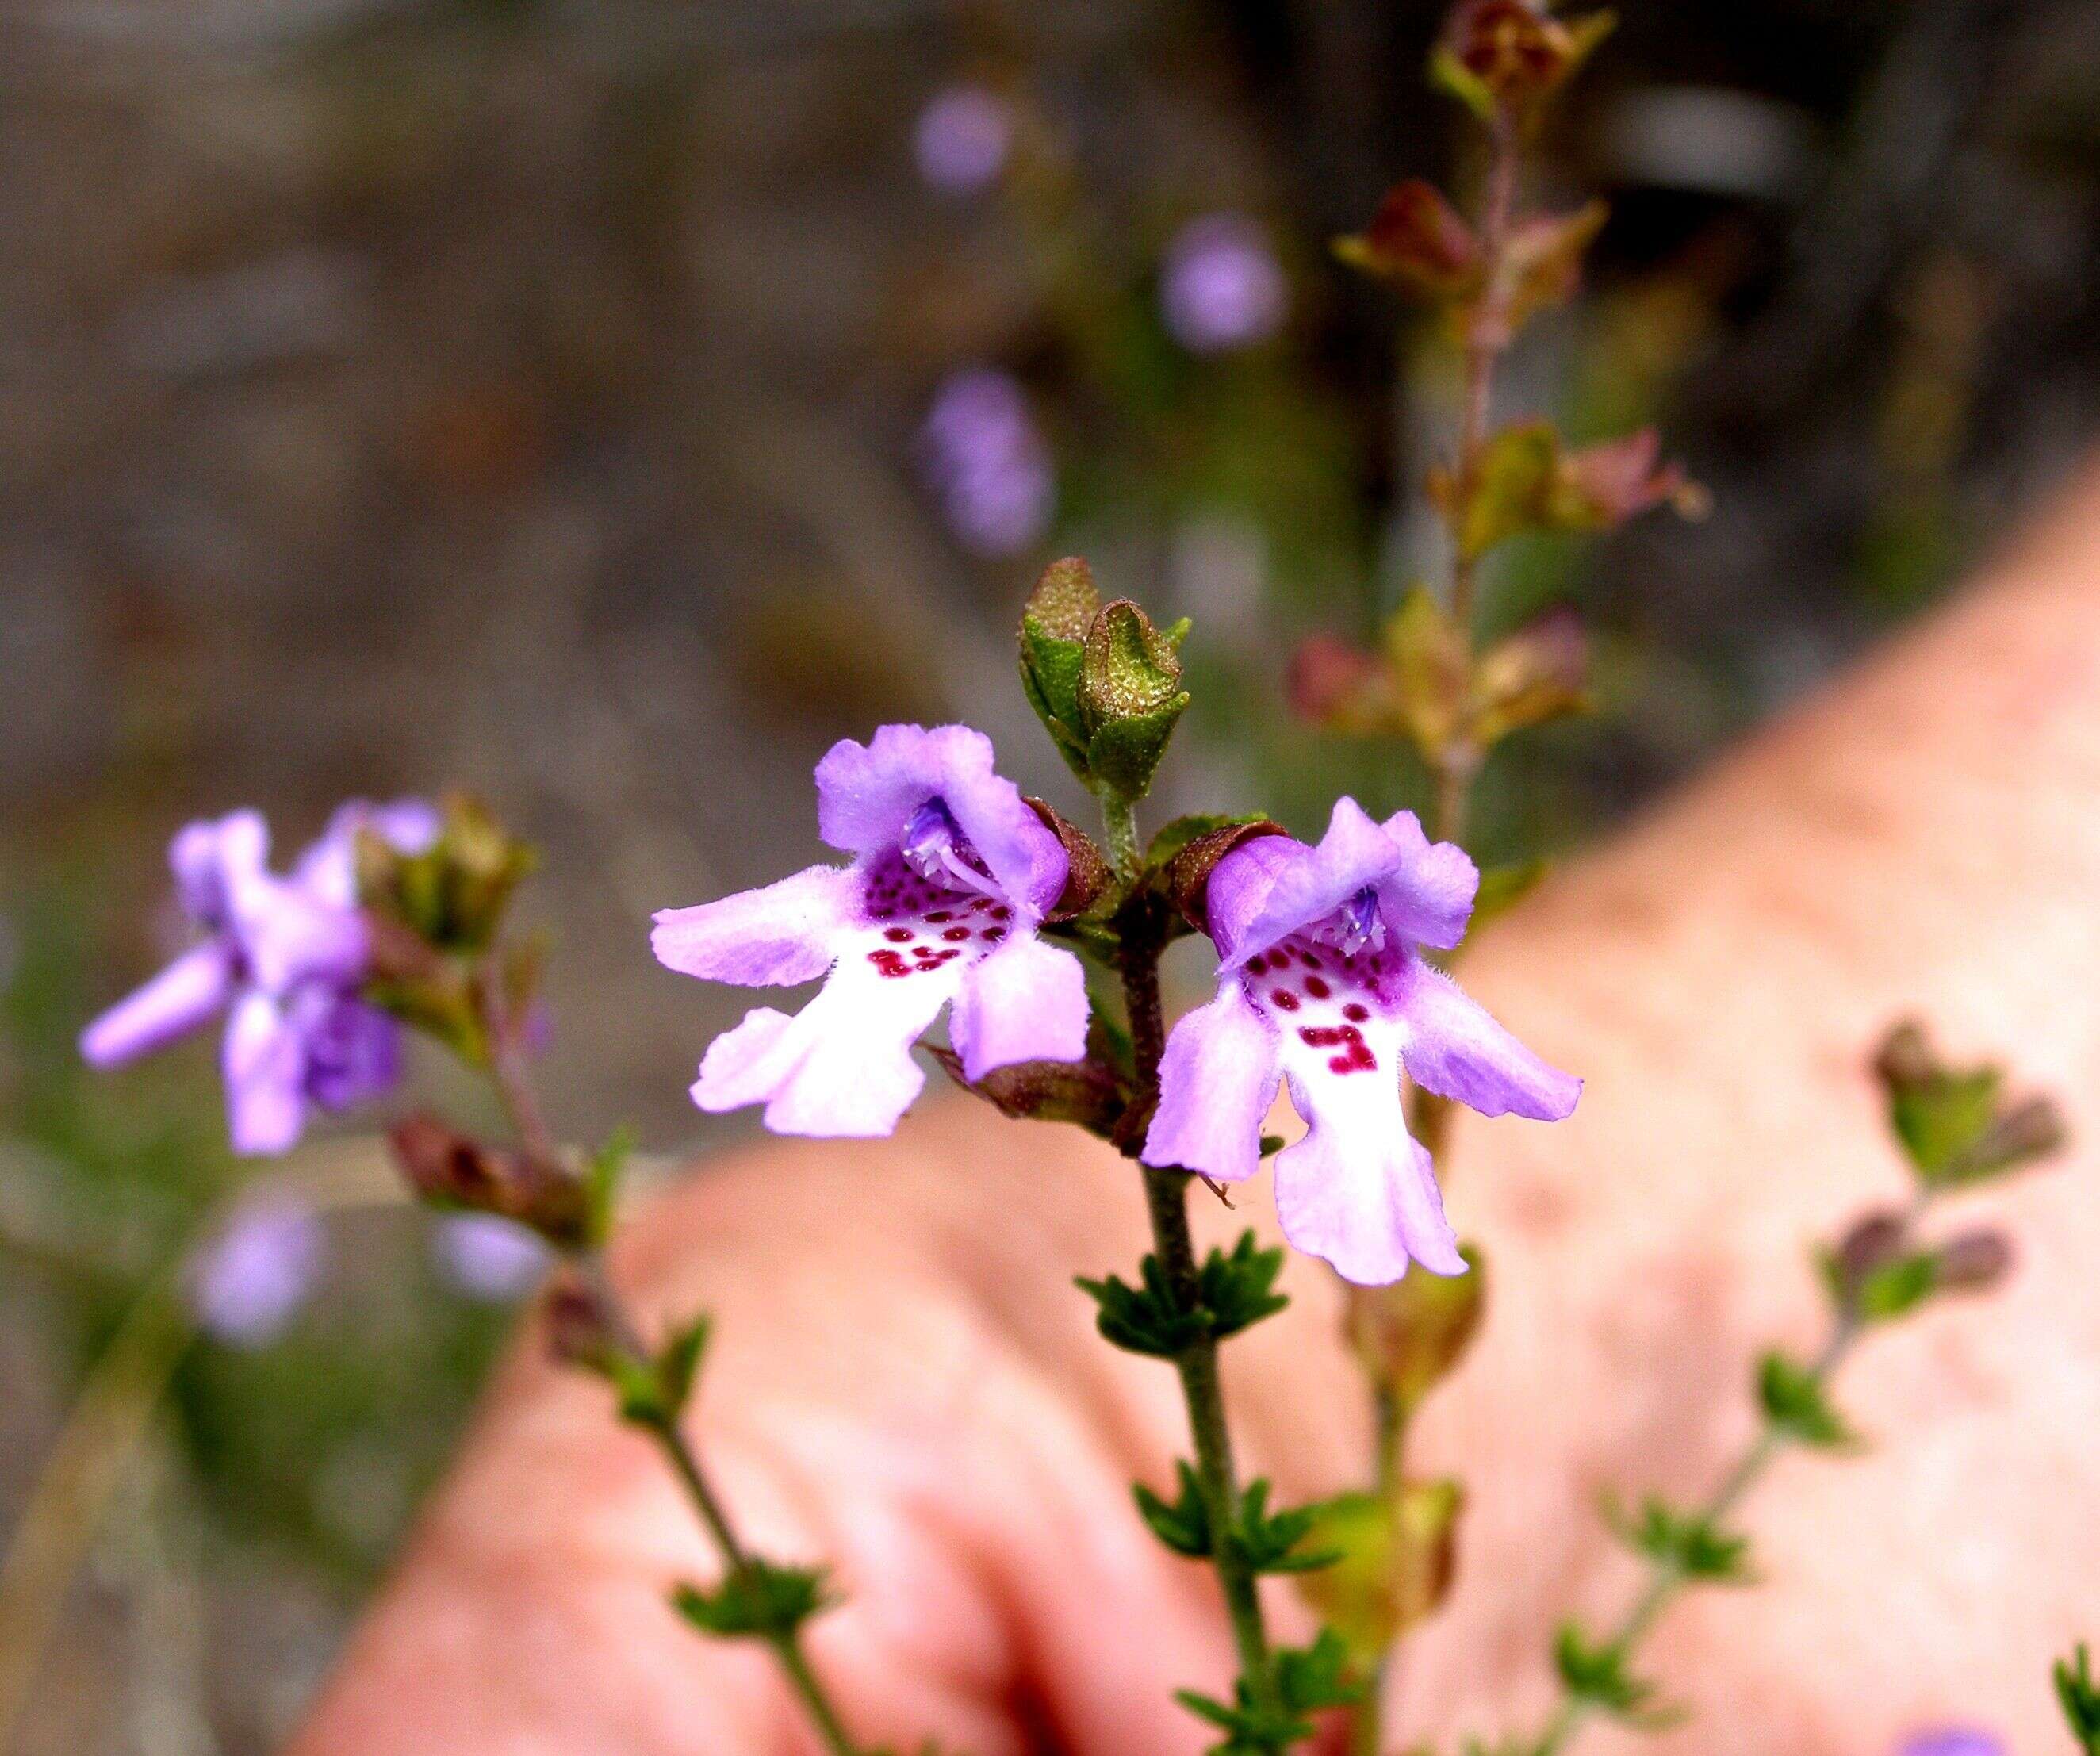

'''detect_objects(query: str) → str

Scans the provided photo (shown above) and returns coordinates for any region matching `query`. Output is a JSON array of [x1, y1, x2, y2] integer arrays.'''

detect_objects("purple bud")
[[189, 1197, 326, 1348], [433, 1213, 550, 1302], [918, 368, 1055, 557], [1159, 213, 1287, 354], [914, 86, 1011, 195]]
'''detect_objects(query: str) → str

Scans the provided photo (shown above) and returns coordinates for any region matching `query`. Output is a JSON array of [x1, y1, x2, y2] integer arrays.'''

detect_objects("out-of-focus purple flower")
[[1159, 213, 1288, 354], [1898, 1731, 2003, 1756], [432, 1213, 550, 1302], [1143, 798, 1579, 1285], [914, 85, 1012, 195], [189, 1196, 326, 1347], [653, 723, 1088, 1137], [918, 368, 1055, 557], [81, 802, 433, 1155]]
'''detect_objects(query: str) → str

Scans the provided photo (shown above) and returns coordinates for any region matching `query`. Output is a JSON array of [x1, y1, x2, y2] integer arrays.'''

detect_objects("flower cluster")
[[652, 718, 1576, 1285], [81, 801, 433, 1153]]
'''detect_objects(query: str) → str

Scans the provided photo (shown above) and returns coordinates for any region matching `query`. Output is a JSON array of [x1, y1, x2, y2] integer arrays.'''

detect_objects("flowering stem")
[[469, 976, 868, 1756], [1115, 892, 1283, 1727], [1520, 1304, 1878, 1756], [1448, 112, 1520, 637], [1100, 792, 1143, 878], [570, 1252, 863, 1756]]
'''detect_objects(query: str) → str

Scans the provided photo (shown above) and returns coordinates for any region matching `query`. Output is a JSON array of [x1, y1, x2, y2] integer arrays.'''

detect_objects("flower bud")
[[387, 1110, 588, 1245], [929, 1045, 1125, 1135], [1017, 556, 1101, 780], [1435, 0, 1614, 122], [1333, 180, 1480, 296], [1347, 1244, 1486, 1418], [361, 793, 538, 955], [544, 1271, 619, 1372], [1934, 1229, 2014, 1294], [1074, 599, 1192, 803], [1833, 1208, 1911, 1294]]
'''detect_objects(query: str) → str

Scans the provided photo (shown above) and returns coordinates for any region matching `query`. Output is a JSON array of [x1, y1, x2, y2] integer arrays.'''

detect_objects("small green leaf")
[[1227, 1478, 1339, 1575], [1134, 1460, 1212, 1558], [673, 1559, 833, 1639], [657, 1313, 712, 1418], [1197, 1231, 1292, 1340], [1756, 1352, 1857, 1450], [2055, 1643, 2100, 1754], [1851, 1250, 1941, 1323], [1077, 1232, 1288, 1358], [1552, 1623, 1662, 1720], [1274, 1628, 1362, 1712], [1604, 1493, 1752, 1584], [582, 1124, 634, 1248]]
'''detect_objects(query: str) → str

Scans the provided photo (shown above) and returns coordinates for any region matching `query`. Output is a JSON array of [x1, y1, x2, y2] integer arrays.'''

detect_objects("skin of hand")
[[288, 460, 2100, 1756]]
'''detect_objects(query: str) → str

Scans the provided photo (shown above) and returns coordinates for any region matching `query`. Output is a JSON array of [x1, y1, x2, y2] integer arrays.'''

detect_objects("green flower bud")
[[1074, 599, 1191, 803]]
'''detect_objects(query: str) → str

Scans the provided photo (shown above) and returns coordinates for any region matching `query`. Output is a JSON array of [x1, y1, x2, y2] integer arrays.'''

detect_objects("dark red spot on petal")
[[883, 926, 914, 943], [925, 911, 953, 922], [1343, 1003, 1370, 1022], [942, 926, 971, 941], [1270, 989, 1300, 1011], [1304, 976, 1330, 999]]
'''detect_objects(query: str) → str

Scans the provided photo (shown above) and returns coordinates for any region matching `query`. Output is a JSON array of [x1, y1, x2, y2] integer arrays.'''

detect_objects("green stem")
[[1525, 1315, 1865, 1756], [473, 968, 868, 1756], [575, 1253, 860, 1756], [1100, 792, 1142, 879], [1115, 899, 1281, 1727]]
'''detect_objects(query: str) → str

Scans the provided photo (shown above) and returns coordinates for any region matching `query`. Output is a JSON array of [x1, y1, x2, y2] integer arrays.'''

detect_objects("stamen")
[[898, 797, 1004, 902], [1313, 887, 1384, 956]]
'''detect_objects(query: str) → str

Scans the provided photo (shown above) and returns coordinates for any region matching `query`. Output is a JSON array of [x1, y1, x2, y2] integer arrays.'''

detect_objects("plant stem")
[[1523, 1314, 1866, 1756], [471, 976, 867, 1756], [1100, 792, 1142, 878], [1112, 829, 1282, 1730], [573, 1252, 861, 1756], [1448, 113, 1521, 637]]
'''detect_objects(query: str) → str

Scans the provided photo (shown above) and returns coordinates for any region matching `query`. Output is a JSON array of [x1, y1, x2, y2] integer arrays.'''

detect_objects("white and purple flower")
[[81, 801, 436, 1155], [188, 1194, 327, 1347], [914, 85, 1012, 196], [653, 723, 1089, 1137], [1142, 798, 1579, 1286], [918, 368, 1056, 558]]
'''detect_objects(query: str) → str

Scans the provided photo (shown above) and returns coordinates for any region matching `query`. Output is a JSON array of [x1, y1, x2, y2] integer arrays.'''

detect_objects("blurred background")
[[1, 0, 2096, 1748]]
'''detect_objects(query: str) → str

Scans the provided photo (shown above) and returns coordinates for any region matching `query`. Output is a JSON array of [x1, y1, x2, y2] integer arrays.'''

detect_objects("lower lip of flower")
[[1244, 935, 1397, 1075]]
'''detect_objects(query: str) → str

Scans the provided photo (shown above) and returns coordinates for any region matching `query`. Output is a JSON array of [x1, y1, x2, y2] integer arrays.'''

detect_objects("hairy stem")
[[1113, 835, 1282, 1729]]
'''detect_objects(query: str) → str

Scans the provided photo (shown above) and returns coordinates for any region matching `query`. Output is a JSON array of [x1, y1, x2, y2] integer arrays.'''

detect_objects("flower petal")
[[291, 990, 403, 1111], [79, 941, 235, 1068], [1228, 797, 1403, 968], [222, 989, 309, 1156], [1142, 978, 1281, 1184], [1205, 834, 1301, 967], [1273, 1123, 1462, 1286], [1374, 809, 1477, 950], [652, 863, 857, 987], [1271, 1002, 1465, 1281], [231, 873, 370, 995], [171, 811, 270, 926], [1394, 958, 1580, 1120], [814, 723, 1065, 916], [948, 933, 1088, 1081], [694, 953, 964, 1137]]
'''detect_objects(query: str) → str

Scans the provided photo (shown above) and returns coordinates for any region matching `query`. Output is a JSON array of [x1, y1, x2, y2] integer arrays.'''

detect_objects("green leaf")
[[1077, 1232, 1288, 1358], [672, 1559, 833, 1640], [581, 1124, 634, 1248], [2055, 1643, 2100, 1754], [1274, 1628, 1362, 1712], [1018, 557, 1101, 781], [1851, 1250, 1941, 1323], [1134, 1460, 1212, 1558], [1427, 44, 1498, 123], [656, 1313, 712, 1418], [1756, 1352, 1857, 1450], [1227, 1478, 1339, 1575], [1084, 696, 1193, 804], [1552, 1623, 1665, 1721], [1145, 812, 1273, 873], [1604, 1493, 1752, 1584], [1892, 1066, 2002, 1183]]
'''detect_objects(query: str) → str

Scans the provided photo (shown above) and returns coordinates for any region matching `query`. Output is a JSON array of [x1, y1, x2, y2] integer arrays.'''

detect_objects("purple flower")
[[1898, 1733, 2002, 1756], [432, 1213, 550, 1301], [918, 368, 1056, 557], [81, 802, 435, 1155], [914, 85, 1011, 195], [1160, 213, 1288, 354], [1142, 798, 1579, 1285], [653, 723, 1088, 1137], [189, 1195, 326, 1347]]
